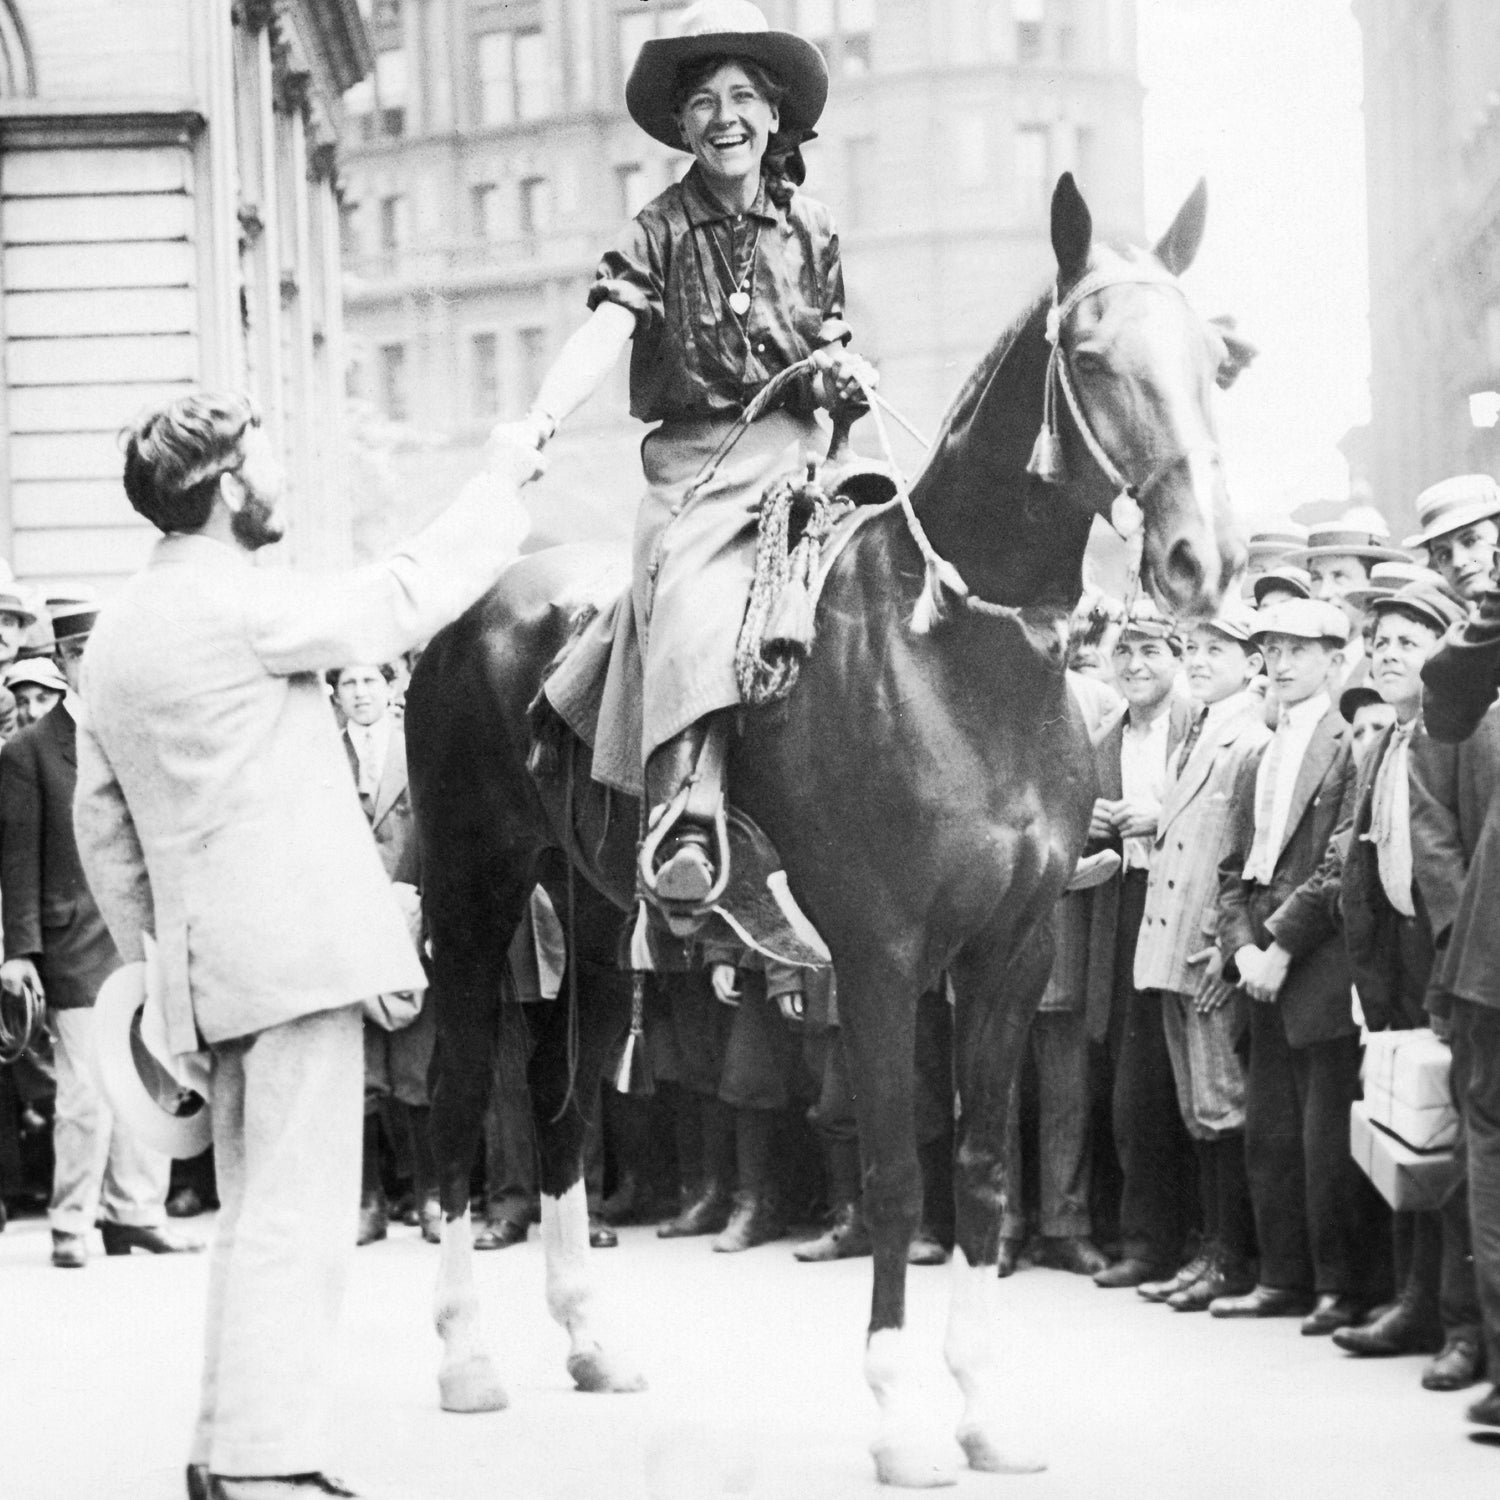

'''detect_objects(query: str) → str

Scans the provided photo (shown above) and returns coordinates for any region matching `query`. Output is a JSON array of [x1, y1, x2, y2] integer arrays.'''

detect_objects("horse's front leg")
[[530, 958, 646, 1394], [838, 950, 956, 1488], [943, 927, 1051, 1475]]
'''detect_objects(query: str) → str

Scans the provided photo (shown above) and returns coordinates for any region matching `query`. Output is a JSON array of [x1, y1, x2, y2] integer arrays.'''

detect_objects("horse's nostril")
[[1167, 538, 1204, 597]]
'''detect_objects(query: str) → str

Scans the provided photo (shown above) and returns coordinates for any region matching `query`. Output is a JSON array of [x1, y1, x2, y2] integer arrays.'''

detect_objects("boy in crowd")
[[1132, 601, 1269, 1311], [1407, 473, 1500, 606], [1335, 583, 1482, 1392], [1212, 599, 1384, 1332]]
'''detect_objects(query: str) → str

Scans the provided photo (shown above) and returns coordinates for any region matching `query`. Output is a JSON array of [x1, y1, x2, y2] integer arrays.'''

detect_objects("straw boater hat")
[[1246, 520, 1308, 566], [1285, 508, 1409, 568], [625, 0, 830, 152], [1252, 597, 1350, 647], [1403, 473, 1500, 550], [49, 598, 98, 644], [1343, 560, 1450, 614], [1248, 564, 1312, 607]]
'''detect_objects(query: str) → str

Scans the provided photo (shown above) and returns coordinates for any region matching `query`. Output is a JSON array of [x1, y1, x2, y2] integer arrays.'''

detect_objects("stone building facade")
[[0, 0, 369, 597], [1355, 0, 1500, 524], [339, 0, 1144, 545]]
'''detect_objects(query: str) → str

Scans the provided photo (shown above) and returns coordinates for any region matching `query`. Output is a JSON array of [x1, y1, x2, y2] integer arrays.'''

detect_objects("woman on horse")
[[513, 0, 875, 917]]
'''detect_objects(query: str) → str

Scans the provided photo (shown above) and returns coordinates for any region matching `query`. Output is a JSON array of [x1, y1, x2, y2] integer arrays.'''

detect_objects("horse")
[[405, 172, 1249, 1487]]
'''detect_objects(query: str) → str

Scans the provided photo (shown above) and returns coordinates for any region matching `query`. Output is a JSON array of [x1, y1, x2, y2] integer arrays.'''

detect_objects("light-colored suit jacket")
[[73, 471, 528, 1052], [1134, 692, 1270, 995]]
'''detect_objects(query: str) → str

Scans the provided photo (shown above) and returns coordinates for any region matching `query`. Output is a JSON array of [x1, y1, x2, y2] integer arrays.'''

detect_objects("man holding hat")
[[1336, 583, 1483, 1390], [1212, 598, 1384, 1331], [1406, 474, 1500, 605], [0, 601, 198, 1269]]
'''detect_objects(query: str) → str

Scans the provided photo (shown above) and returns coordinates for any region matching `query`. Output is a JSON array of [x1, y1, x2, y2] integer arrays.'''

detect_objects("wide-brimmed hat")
[[94, 934, 212, 1159], [1339, 684, 1387, 724], [1247, 520, 1308, 564], [1343, 561, 1448, 613], [1252, 597, 1350, 647], [1285, 508, 1409, 568], [2, 656, 66, 695], [0, 587, 37, 626], [1403, 474, 1500, 550], [1248, 565, 1312, 607], [626, 0, 829, 152], [1368, 581, 1467, 637]]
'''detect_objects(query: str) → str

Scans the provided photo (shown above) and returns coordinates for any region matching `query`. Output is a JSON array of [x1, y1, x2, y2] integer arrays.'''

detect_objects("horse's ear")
[[1050, 172, 1092, 285], [1209, 314, 1258, 390], [1154, 178, 1208, 277]]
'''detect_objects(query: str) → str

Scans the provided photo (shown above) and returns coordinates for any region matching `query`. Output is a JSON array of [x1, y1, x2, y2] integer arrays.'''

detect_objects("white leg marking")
[[541, 1182, 646, 1393], [864, 1327, 958, 1488], [434, 1211, 508, 1412], [943, 1246, 1045, 1473]]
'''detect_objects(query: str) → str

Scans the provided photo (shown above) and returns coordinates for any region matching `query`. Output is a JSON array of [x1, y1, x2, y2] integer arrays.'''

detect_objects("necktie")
[[1174, 708, 1206, 778], [357, 727, 380, 798], [1244, 719, 1290, 882]]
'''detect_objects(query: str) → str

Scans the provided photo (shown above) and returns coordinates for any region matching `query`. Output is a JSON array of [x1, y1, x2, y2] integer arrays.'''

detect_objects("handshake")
[[483, 407, 558, 488]]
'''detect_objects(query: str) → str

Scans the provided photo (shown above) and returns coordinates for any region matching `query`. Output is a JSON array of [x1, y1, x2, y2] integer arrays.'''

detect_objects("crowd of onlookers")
[[4, 475, 1500, 1439]]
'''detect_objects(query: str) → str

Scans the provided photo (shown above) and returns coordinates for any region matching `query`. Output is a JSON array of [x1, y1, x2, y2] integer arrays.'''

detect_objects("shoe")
[[100, 1222, 205, 1256], [712, 1191, 784, 1253], [657, 1183, 732, 1239], [1168, 1256, 1256, 1313], [1332, 1296, 1444, 1356], [601, 1171, 640, 1225], [167, 1187, 209, 1219], [907, 1226, 950, 1266], [206, 1474, 357, 1498], [996, 1236, 1023, 1278], [793, 1204, 872, 1262], [473, 1217, 527, 1251], [1093, 1256, 1173, 1289], [418, 1198, 442, 1245], [51, 1231, 87, 1269], [1034, 1235, 1108, 1277], [1139, 1247, 1213, 1303], [354, 1195, 387, 1247], [1424, 1336, 1486, 1392], [1466, 1385, 1500, 1428], [1302, 1293, 1364, 1336], [1210, 1284, 1314, 1319], [393, 1191, 419, 1227], [588, 1216, 618, 1249]]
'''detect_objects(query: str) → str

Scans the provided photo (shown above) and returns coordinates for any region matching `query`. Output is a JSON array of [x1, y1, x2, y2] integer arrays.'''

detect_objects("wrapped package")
[[1361, 1028, 1458, 1152], [1350, 1100, 1460, 1211]]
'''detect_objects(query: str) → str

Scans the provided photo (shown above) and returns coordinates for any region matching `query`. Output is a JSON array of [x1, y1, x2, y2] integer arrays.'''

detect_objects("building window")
[[517, 327, 548, 406], [1014, 123, 1049, 218], [478, 27, 551, 125], [471, 183, 503, 241], [375, 48, 407, 137], [472, 332, 500, 419], [795, 0, 869, 76], [616, 162, 651, 219], [519, 176, 552, 239], [1014, 0, 1044, 63], [378, 194, 407, 254], [379, 343, 408, 421], [845, 136, 876, 229]]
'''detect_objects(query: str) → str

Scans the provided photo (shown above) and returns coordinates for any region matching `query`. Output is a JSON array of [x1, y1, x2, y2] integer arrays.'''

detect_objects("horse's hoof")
[[438, 1354, 509, 1413], [568, 1346, 648, 1394], [870, 1437, 958, 1489], [957, 1425, 1046, 1475]]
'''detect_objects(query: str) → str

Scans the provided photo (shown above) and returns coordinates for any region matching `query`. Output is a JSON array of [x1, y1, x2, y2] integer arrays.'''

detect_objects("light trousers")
[[192, 1003, 363, 1478], [48, 1005, 170, 1235]]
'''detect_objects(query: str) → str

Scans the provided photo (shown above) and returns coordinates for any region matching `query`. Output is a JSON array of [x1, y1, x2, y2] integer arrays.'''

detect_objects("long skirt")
[[588, 409, 819, 794]]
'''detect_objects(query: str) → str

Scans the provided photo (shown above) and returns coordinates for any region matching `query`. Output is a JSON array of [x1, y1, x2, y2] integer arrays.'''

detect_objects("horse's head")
[[1041, 174, 1249, 617]]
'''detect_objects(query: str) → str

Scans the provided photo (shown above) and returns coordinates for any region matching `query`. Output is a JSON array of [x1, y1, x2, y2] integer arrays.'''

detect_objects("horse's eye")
[[1071, 348, 1106, 376]]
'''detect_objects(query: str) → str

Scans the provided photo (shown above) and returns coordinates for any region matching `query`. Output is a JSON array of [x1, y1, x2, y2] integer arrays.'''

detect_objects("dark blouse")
[[587, 164, 850, 425]]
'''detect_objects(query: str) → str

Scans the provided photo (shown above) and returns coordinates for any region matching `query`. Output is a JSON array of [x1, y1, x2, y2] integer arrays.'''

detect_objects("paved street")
[[2, 1211, 1495, 1500]]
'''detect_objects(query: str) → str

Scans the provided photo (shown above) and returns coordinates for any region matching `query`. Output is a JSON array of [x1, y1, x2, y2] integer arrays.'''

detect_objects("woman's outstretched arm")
[[521, 301, 636, 447]]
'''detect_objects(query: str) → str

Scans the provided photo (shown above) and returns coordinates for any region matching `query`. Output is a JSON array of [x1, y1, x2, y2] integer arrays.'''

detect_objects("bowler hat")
[[1403, 474, 1500, 550], [1338, 684, 1386, 724], [626, 0, 829, 153], [1368, 582, 1466, 637], [2, 656, 66, 695], [1252, 597, 1350, 646]]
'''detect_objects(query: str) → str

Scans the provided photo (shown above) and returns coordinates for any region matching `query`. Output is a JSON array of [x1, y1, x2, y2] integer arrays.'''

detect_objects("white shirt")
[[1119, 703, 1172, 872], [350, 714, 393, 798], [1242, 690, 1329, 885], [1367, 718, 1417, 918]]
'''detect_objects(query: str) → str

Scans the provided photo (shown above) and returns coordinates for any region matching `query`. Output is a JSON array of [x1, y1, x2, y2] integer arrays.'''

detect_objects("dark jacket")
[[0, 703, 122, 1009], [1340, 721, 1434, 1032], [1217, 704, 1358, 1048], [341, 716, 418, 887]]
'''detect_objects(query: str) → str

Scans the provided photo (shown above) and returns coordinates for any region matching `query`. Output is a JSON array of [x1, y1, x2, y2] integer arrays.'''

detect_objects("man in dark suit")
[[1212, 598, 1383, 1333], [1086, 600, 1198, 1288], [0, 604, 199, 1267]]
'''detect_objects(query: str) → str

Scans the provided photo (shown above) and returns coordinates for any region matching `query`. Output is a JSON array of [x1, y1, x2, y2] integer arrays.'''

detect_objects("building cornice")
[[0, 97, 205, 149]]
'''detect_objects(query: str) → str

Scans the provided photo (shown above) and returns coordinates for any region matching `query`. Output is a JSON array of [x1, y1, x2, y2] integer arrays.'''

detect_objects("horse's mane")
[[931, 289, 1049, 445]]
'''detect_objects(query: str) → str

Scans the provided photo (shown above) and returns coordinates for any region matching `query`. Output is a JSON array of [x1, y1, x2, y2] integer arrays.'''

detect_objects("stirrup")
[[638, 783, 731, 926]]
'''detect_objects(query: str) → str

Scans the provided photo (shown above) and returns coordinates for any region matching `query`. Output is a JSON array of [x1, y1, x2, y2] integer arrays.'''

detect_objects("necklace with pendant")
[[708, 218, 760, 320]]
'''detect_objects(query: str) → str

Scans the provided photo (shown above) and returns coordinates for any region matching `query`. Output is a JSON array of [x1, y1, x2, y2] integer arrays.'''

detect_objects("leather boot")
[[658, 1181, 732, 1238], [1332, 1286, 1444, 1356], [794, 1202, 872, 1262], [1139, 1243, 1215, 1303], [713, 1189, 785, 1252], [100, 1222, 205, 1256], [356, 1114, 387, 1246], [1169, 1251, 1256, 1312], [643, 720, 725, 907]]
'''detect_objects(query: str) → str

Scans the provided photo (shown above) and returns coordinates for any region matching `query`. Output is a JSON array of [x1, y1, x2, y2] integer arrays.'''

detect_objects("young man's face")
[[1350, 702, 1398, 768], [0, 610, 26, 667], [1259, 633, 1339, 707], [334, 665, 392, 727], [1310, 554, 1373, 628], [1426, 519, 1499, 602], [1182, 626, 1259, 707], [1110, 634, 1179, 712], [13, 683, 62, 727], [1370, 608, 1442, 719]]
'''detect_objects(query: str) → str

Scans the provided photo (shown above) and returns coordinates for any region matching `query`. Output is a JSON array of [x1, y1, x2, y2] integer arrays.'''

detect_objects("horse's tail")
[[525, 603, 599, 780]]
